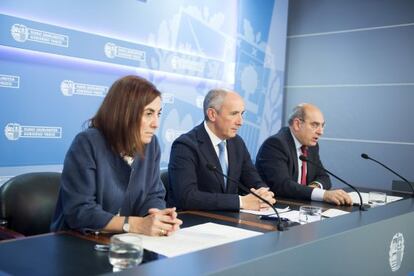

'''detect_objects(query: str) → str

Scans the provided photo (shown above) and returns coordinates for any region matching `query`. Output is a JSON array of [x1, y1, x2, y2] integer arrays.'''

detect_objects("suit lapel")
[[285, 128, 299, 181], [226, 139, 237, 193], [195, 124, 226, 192]]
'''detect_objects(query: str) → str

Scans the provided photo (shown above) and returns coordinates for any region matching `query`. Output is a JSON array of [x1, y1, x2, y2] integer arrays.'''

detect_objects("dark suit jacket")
[[168, 123, 266, 211], [255, 127, 331, 200]]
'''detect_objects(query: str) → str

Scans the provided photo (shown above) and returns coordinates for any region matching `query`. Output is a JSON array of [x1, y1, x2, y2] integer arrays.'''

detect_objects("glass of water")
[[109, 233, 143, 272], [368, 191, 387, 207], [299, 206, 322, 224]]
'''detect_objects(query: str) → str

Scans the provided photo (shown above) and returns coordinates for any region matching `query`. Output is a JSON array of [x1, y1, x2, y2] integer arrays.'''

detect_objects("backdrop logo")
[[0, 74, 20, 88], [171, 55, 205, 73], [389, 232, 404, 272], [4, 123, 20, 140], [60, 80, 108, 97], [10, 24, 28, 42], [10, 23, 69, 47], [104, 42, 117, 58], [104, 42, 146, 61], [4, 123, 62, 141]]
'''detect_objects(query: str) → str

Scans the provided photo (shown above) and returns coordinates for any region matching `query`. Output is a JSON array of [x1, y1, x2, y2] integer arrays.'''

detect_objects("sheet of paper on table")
[[348, 192, 402, 205], [265, 210, 301, 223], [139, 222, 263, 257], [240, 206, 290, 216], [321, 209, 349, 218]]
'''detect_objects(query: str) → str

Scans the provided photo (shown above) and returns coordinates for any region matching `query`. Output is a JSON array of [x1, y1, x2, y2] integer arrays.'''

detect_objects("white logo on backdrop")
[[0, 74, 20, 88], [104, 42, 117, 59], [389, 232, 404, 272], [4, 123, 21, 141], [170, 55, 205, 73], [10, 23, 69, 47], [104, 42, 146, 61], [10, 24, 28, 42], [4, 123, 62, 141], [60, 80, 108, 97], [60, 80, 75, 96]]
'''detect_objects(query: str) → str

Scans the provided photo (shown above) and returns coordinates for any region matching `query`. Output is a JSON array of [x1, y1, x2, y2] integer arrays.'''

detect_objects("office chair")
[[0, 172, 61, 237], [160, 169, 169, 203]]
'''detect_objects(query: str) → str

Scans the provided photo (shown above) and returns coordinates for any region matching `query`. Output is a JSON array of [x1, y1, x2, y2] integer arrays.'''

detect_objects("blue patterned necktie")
[[218, 141, 228, 189]]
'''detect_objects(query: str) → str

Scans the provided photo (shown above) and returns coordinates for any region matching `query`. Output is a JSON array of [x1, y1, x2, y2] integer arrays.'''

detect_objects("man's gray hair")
[[203, 88, 230, 121], [287, 104, 307, 126]]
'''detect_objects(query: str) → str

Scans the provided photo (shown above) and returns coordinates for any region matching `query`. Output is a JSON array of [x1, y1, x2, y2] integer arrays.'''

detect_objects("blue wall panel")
[[285, 0, 414, 190]]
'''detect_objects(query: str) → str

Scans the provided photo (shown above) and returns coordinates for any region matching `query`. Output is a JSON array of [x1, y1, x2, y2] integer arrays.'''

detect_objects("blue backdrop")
[[0, 0, 288, 185]]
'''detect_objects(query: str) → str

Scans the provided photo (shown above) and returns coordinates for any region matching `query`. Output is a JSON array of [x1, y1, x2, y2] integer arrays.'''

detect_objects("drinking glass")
[[368, 191, 387, 207], [299, 206, 322, 224], [109, 233, 143, 272]]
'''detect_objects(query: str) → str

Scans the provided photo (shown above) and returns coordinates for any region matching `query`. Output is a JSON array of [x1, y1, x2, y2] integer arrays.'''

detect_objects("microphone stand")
[[361, 153, 414, 197], [206, 164, 288, 231], [299, 156, 369, 211]]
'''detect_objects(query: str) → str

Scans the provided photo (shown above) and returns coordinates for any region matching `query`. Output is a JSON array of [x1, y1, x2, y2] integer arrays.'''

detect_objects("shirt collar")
[[204, 121, 225, 146], [122, 155, 134, 166], [289, 127, 303, 151]]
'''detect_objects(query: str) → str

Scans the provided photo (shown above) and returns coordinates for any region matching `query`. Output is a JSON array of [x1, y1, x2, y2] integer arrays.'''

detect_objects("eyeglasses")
[[299, 119, 325, 130]]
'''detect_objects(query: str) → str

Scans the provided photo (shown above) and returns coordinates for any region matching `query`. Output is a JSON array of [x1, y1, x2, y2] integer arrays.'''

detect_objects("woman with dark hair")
[[51, 75, 182, 236]]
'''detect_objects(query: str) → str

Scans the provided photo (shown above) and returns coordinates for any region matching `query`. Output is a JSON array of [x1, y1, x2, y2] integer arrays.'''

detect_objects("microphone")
[[299, 155, 368, 211], [361, 153, 414, 196], [206, 164, 288, 231]]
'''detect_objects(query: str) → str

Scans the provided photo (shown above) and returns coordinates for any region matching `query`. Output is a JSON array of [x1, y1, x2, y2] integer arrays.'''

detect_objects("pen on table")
[[94, 244, 110, 252], [259, 215, 289, 221]]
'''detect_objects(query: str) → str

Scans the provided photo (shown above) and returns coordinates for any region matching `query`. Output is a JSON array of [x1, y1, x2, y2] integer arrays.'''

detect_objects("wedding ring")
[[159, 229, 166, 236]]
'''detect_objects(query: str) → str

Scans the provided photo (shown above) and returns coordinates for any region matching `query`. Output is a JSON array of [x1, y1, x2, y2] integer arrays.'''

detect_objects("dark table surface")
[[0, 209, 279, 276], [0, 187, 411, 276]]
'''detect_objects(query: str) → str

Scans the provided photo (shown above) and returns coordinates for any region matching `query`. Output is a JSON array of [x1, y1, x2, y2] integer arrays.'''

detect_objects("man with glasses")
[[168, 88, 275, 211], [256, 103, 352, 205]]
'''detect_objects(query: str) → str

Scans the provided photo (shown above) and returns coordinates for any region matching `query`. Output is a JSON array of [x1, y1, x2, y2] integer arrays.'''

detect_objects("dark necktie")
[[300, 146, 308, 185], [218, 141, 228, 189]]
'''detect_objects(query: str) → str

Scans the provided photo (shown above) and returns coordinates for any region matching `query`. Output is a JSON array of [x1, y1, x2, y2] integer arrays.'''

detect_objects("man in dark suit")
[[256, 103, 352, 205], [168, 89, 275, 211]]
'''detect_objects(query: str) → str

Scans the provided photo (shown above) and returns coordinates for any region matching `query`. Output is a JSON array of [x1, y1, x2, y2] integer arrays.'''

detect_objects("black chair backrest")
[[160, 169, 169, 203], [0, 172, 61, 236]]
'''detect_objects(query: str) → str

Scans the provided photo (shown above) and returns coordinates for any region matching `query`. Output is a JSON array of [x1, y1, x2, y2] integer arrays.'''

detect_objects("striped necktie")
[[300, 146, 308, 185]]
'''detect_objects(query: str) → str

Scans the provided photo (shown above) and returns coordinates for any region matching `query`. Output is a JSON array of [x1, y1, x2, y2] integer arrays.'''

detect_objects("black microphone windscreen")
[[299, 155, 308, 161], [206, 164, 217, 171], [361, 153, 369, 159]]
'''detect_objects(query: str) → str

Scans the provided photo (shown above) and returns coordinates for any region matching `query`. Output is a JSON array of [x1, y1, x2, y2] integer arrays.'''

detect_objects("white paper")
[[240, 206, 290, 216], [348, 192, 403, 205], [280, 210, 301, 223], [139, 222, 262, 257], [266, 210, 301, 223], [321, 208, 349, 218]]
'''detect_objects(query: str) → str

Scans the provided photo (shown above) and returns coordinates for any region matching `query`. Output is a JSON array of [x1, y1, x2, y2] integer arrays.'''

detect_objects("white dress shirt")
[[204, 122, 244, 208], [290, 129, 325, 201]]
